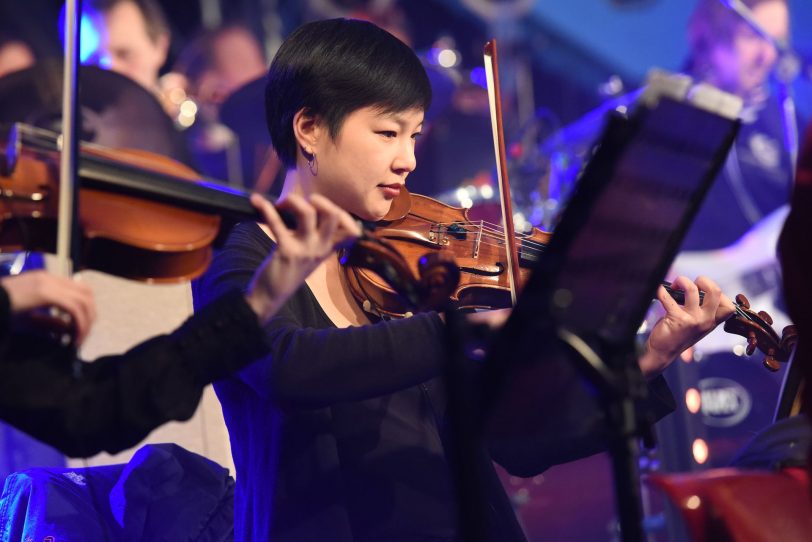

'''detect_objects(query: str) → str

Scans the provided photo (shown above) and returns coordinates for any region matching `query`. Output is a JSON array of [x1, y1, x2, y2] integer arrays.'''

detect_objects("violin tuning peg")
[[757, 311, 773, 326], [746, 344, 757, 356], [763, 355, 780, 372], [779, 326, 800, 354], [781, 324, 799, 342], [746, 333, 757, 356], [735, 293, 750, 309]]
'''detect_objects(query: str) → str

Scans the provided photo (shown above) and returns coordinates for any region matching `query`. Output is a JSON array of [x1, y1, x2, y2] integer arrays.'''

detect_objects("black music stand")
[[444, 73, 742, 542]]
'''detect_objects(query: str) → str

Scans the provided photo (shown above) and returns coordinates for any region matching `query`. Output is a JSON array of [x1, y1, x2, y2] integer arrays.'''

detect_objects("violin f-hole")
[[459, 262, 505, 277]]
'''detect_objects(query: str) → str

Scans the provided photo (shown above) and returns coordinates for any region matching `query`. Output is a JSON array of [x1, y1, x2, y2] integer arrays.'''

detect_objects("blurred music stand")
[[445, 72, 743, 542]]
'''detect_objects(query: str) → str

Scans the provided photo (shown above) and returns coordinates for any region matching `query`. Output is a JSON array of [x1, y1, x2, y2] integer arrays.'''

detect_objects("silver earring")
[[307, 150, 318, 176]]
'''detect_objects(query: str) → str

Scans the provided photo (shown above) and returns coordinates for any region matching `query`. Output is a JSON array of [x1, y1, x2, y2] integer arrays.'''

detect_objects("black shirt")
[[193, 221, 675, 542], [0, 287, 268, 458], [194, 221, 463, 542]]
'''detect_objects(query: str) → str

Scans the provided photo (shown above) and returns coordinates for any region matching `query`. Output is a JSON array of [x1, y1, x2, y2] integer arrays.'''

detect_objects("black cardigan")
[[0, 285, 269, 458], [193, 221, 675, 542]]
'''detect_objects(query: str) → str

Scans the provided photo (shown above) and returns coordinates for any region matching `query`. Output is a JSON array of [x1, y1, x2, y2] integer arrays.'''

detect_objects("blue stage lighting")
[[59, 6, 109, 67]]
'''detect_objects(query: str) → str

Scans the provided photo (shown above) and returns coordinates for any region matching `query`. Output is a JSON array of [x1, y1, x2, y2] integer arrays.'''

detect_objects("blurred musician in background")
[[81, 0, 171, 95], [547, 0, 797, 468], [0, 33, 36, 78], [554, 0, 793, 241], [175, 24, 266, 121], [680, 0, 793, 251], [666, 0, 797, 469], [172, 24, 268, 185]]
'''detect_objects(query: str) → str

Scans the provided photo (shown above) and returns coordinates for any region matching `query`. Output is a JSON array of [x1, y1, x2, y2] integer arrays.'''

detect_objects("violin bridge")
[[473, 220, 483, 259]]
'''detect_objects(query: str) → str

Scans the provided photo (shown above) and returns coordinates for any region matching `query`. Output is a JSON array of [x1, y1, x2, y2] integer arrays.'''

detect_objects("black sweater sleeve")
[[0, 286, 11, 350], [193, 222, 448, 409], [489, 368, 675, 477], [0, 289, 269, 458]]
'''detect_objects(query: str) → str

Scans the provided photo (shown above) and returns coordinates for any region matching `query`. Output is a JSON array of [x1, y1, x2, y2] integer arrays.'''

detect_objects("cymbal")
[[0, 60, 189, 162]]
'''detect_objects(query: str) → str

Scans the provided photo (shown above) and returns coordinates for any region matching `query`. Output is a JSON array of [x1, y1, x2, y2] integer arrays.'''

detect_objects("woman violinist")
[[0, 193, 359, 457], [193, 18, 734, 542]]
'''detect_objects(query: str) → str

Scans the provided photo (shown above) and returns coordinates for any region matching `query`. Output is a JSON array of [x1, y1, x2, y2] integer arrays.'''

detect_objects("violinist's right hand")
[[0, 271, 97, 345], [245, 193, 362, 324]]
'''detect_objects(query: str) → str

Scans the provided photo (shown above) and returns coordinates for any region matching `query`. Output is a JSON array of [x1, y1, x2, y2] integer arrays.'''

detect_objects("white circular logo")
[[748, 133, 780, 169], [698, 377, 752, 428]]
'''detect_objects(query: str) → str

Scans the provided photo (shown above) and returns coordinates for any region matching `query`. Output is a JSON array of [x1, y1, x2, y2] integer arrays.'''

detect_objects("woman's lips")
[[378, 184, 402, 198]]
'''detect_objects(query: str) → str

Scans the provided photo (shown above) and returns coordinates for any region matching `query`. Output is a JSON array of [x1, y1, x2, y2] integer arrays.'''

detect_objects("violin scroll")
[[340, 233, 460, 318], [723, 293, 796, 371], [417, 252, 461, 312]]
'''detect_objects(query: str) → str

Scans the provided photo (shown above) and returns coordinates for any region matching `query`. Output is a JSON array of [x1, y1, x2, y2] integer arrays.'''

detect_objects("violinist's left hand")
[[638, 275, 735, 379]]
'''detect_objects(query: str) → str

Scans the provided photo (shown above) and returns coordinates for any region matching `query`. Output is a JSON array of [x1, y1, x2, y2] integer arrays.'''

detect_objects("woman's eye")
[[411, 132, 423, 140], [377, 131, 397, 138]]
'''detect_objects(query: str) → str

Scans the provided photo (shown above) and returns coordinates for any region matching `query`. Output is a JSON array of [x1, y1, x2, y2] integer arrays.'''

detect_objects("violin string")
[[412, 218, 772, 333], [663, 287, 757, 324], [406, 212, 546, 249], [403, 213, 547, 260], [426, 233, 547, 257], [439, 231, 547, 256], [422, 228, 547, 256], [431, 219, 538, 241], [435, 218, 543, 241], [430, 221, 548, 251], [420, 220, 548, 254], [407, 218, 775, 343]]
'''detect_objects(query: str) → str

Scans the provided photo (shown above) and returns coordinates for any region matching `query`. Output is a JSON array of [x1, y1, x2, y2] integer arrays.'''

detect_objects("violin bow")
[[483, 40, 521, 306], [50, 0, 83, 345], [57, 0, 81, 278]]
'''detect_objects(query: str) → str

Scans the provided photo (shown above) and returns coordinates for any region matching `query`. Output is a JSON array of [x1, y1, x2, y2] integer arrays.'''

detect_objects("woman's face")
[[310, 106, 423, 221]]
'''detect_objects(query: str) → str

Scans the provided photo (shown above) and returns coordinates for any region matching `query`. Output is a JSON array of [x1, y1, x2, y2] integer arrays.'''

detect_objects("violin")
[[0, 123, 458, 312], [344, 187, 549, 317], [344, 187, 796, 369], [1, 123, 248, 281]]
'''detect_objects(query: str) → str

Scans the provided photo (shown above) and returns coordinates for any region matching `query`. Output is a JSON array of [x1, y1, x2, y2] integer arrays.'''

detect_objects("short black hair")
[[265, 18, 432, 167]]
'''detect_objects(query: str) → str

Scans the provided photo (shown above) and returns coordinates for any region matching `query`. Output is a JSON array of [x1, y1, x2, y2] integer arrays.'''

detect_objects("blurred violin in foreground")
[[0, 122, 457, 309]]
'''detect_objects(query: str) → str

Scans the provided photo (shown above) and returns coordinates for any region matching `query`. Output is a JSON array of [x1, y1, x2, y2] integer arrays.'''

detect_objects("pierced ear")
[[300, 145, 314, 163], [292, 108, 322, 158]]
